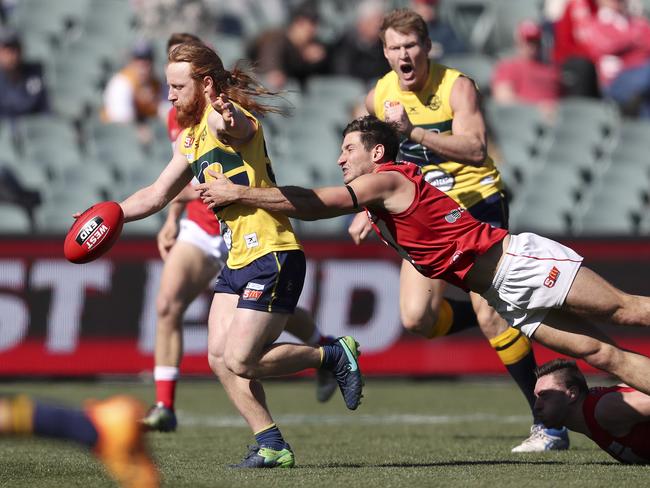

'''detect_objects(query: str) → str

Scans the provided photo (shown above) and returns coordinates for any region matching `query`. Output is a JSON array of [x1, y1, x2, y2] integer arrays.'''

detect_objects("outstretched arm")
[[120, 137, 194, 222], [195, 169, 410, 220]]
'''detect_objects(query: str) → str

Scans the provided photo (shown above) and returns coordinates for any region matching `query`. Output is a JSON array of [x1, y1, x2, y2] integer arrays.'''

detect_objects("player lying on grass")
[[534, 358, 650, 464], [197, 115, 650, 397], [0, 394, 159, 487]]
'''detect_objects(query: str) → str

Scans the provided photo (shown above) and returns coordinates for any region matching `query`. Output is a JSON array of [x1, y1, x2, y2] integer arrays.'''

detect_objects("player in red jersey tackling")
[[534, 358, 650, 464], [197, 115, 650, 398]]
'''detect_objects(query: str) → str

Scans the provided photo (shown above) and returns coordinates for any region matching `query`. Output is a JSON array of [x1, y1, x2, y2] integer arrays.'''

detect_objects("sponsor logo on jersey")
[[222, 225, 232, 250], [75, 216, 110, 250], [480, 175, 495, 185], [544, 266, 561, 288], [243, 282, 264, 301], [424, 169, 455, 192], [244, 232, 259, 249], [184, 135, 194, 148], [201, 162, 223, 183], [444, 207, 465, 223], [426, 94, 441, 111], [451, 250, 463, 263]]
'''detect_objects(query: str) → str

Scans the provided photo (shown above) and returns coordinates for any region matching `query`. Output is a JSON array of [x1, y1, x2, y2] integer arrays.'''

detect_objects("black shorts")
[[468, 192, 509, 229], [213, 250, 306, 313]]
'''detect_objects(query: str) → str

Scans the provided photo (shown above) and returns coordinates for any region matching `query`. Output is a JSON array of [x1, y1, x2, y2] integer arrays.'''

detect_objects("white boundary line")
[[175, 412, 531, 428]]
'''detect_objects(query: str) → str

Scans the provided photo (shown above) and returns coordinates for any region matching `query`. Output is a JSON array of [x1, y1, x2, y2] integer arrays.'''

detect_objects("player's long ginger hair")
[[169, 41, 283, 116]]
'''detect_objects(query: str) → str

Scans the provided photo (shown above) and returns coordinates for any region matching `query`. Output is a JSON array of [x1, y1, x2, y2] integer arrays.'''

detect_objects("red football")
[[64, 201, 124, 264]]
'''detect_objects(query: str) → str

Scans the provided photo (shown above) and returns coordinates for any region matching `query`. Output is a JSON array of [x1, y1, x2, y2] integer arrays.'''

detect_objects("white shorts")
[[482, 232, 583, 338], [177, 218, 227, 265]]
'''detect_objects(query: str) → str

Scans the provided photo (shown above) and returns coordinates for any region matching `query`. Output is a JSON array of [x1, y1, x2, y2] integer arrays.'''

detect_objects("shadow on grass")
[[297, 460, 618, 468]]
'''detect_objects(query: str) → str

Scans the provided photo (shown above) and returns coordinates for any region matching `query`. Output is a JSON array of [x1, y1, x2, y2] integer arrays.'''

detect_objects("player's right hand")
[[348, 212, 372, 245], [157, 218, 179, 259]]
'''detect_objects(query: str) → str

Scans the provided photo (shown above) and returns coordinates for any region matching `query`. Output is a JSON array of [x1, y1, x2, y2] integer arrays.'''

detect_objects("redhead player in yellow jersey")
[[348, 8, 568, 452], [117, 41, 363, 468], [142, 33, 338, 434]]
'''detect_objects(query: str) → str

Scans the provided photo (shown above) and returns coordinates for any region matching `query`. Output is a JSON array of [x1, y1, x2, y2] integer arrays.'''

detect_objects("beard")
[[175, 89, 207, 129]]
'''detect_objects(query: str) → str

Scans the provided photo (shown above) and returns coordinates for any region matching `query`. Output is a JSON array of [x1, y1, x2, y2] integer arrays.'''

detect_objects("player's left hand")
[[384, 101, 413, 137], [195, 170, 239, 209]]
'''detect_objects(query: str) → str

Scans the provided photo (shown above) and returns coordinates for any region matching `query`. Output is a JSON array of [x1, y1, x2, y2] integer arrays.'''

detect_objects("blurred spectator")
[[492, 20, 561, 117], [102, 40, 165, 142], [0, 28, 49, 121], [583, 0, 650, 117], [330, 0, 389, 84], [247, 1, 330, 90], [410, 0, 467, 61], [549, 0, 599, 97]]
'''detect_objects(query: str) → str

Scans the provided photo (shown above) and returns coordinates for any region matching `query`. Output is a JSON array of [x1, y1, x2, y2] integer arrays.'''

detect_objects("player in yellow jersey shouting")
[[349, 8, 567, 452]]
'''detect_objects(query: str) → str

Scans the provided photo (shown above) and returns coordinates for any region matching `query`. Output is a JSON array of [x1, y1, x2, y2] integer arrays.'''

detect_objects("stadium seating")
[[440, 53, 495, 94], [0, 123, 20, 163], [20, 32, 53, 64], [35, 187, 105, 232], [121, 214, 163, 235], [508, 164, 583, 234], [51, 163, 116, 195], [489, 0, 542, 55], [637, 211, 650, 235], [306, 75, 367, 107], [7, 162, 50, 189], [294, 215, 351, 237], [9, 0, 69, 41], [0, 203, 32, 234], [4, 0, 650, 239], [16, 115, 78, 149], [87, 122, 148, 174], [556, 97, 619, 136], [573, 194, 642, 236], [439, 0, 495, 53]]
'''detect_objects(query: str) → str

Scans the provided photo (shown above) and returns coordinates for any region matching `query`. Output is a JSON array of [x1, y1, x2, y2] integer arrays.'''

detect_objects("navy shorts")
[[468, 192, 508, 229], [213, 250, 306, 313]]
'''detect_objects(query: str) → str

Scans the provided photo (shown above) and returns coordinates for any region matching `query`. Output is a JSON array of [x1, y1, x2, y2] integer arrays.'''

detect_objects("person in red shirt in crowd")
[[534, 358, 650, 464], [142, 33, 336, 433], [492, 20, 562, 117], [582, 0, 650, 117], [551, 0, 599, 97], [198, 114, 650, 399]]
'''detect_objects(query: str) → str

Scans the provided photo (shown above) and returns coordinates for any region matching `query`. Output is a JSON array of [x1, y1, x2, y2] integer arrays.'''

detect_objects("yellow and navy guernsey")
[[374, 63, 502, 210], [178, 103, 302, 269]]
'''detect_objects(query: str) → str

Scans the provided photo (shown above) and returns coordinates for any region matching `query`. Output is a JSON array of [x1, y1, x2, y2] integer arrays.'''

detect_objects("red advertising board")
[[1, 237, 650, 376]]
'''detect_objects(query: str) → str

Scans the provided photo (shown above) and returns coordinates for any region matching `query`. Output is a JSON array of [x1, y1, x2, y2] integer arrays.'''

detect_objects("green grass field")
[[0, 379, 647, 487]]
